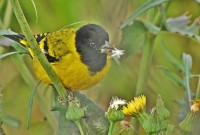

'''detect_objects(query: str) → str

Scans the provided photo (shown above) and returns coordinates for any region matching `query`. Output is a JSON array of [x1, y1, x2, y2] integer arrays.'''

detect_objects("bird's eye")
[[89, 42, 97, 50]]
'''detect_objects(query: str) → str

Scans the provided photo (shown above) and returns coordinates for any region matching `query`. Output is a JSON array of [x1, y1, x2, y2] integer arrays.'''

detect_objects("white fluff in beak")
[[101, 41, 124, 64]]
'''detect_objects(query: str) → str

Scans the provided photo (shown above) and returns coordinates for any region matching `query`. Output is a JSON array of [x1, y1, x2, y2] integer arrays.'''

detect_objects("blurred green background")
[[0, 0, 200, 134]]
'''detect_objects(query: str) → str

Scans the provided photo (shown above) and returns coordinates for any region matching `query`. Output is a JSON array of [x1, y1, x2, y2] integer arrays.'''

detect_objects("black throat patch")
[[75, 24, 109, 73]]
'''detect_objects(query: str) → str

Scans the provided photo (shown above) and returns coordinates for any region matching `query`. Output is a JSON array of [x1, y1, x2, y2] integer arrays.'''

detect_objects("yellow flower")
[[122, 95, 146, 116]]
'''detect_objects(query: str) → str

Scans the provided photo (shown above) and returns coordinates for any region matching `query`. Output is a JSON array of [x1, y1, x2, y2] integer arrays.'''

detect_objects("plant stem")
[[153, 1, 172, 26], [75, 120, 85, 135], [135, 34, 155, 96], [108, 122, 114, 135], [183, 55, 192, 107], [135, 2, 172, 96], [9, 0, 67, 100], [3, 1, 12, 28], [58, 109, 68, 135], [196, 78, 200, 99]]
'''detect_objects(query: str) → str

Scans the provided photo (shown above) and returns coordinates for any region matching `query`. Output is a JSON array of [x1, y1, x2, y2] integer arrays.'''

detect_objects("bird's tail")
[[3, 34, 29, 48]]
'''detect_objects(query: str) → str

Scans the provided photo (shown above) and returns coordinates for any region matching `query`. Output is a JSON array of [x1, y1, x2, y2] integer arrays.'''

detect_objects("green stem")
[[75, 120, 85, 135], [153, 1, 172, 26], [196, 77, 200, 99], [135, 34, 155, 96], [183, 56, 192, 107], [135, 2, 172, 96], [79, 118, 90, 134], [108, 122, 114, 135], [9, 0, 67, 100], [3, 0, 12, 28], [58, 109, 68, 135]]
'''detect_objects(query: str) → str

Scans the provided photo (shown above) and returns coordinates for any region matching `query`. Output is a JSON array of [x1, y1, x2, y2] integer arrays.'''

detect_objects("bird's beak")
[[100, 41, 114, 54]]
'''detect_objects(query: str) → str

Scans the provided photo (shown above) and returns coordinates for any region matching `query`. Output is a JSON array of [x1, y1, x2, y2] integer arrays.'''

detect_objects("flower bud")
[[105, 109, 124, 123], [179, 112, 197, 133], [66, 100, 84, 121], [156, 95, 170, 120]]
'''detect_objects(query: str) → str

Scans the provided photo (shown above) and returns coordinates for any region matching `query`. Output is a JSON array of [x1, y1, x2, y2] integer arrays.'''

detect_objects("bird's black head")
[[75, 24, 110, 73]]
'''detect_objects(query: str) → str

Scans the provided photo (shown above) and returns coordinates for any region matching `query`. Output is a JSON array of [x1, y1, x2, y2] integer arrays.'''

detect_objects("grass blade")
[[0, 52, 18, 59], [26, 81, 41, 129]]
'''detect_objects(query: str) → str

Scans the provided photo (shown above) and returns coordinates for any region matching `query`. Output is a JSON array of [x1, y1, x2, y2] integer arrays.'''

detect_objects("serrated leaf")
[[159, 66, 183, 86], [144, 21, 161, 34], [156, 95, 170, 120], [166, 14, 190, 33], [121, 20, 147, 55], [121, 0, 170, 29], [162, 45, 184, 72], [166, 14, 200, 41]]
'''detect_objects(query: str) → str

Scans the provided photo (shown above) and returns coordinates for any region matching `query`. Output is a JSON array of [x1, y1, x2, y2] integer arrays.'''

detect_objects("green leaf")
[[0, 52, 18, 59], [121, 20, 147, 55], [166, 14, 200, 41], [121, 0, 170, 29], [159, 66, 183, 86], [26, 81, 41, 129]]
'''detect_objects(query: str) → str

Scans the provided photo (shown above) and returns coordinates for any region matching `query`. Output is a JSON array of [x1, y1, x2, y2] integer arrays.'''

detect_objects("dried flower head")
[[111, 48, 124, 64], [122, 95, 146, 116], [109, 96, 126, 110], [101, 41, 124, 64], [120, 120, 133, 133]]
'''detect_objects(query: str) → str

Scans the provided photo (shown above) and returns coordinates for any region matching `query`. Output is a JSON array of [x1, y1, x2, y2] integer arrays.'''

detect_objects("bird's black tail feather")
[[3, 34, 27, 47], [3, 34, 25, 43]]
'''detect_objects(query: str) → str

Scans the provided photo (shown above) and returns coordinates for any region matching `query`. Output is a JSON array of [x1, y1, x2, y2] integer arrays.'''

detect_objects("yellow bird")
[[4, 24, 123, 91]]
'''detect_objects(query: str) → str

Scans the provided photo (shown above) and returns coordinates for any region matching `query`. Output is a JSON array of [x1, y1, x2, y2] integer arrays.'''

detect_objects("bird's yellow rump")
[[4, 24, 115, 91]]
